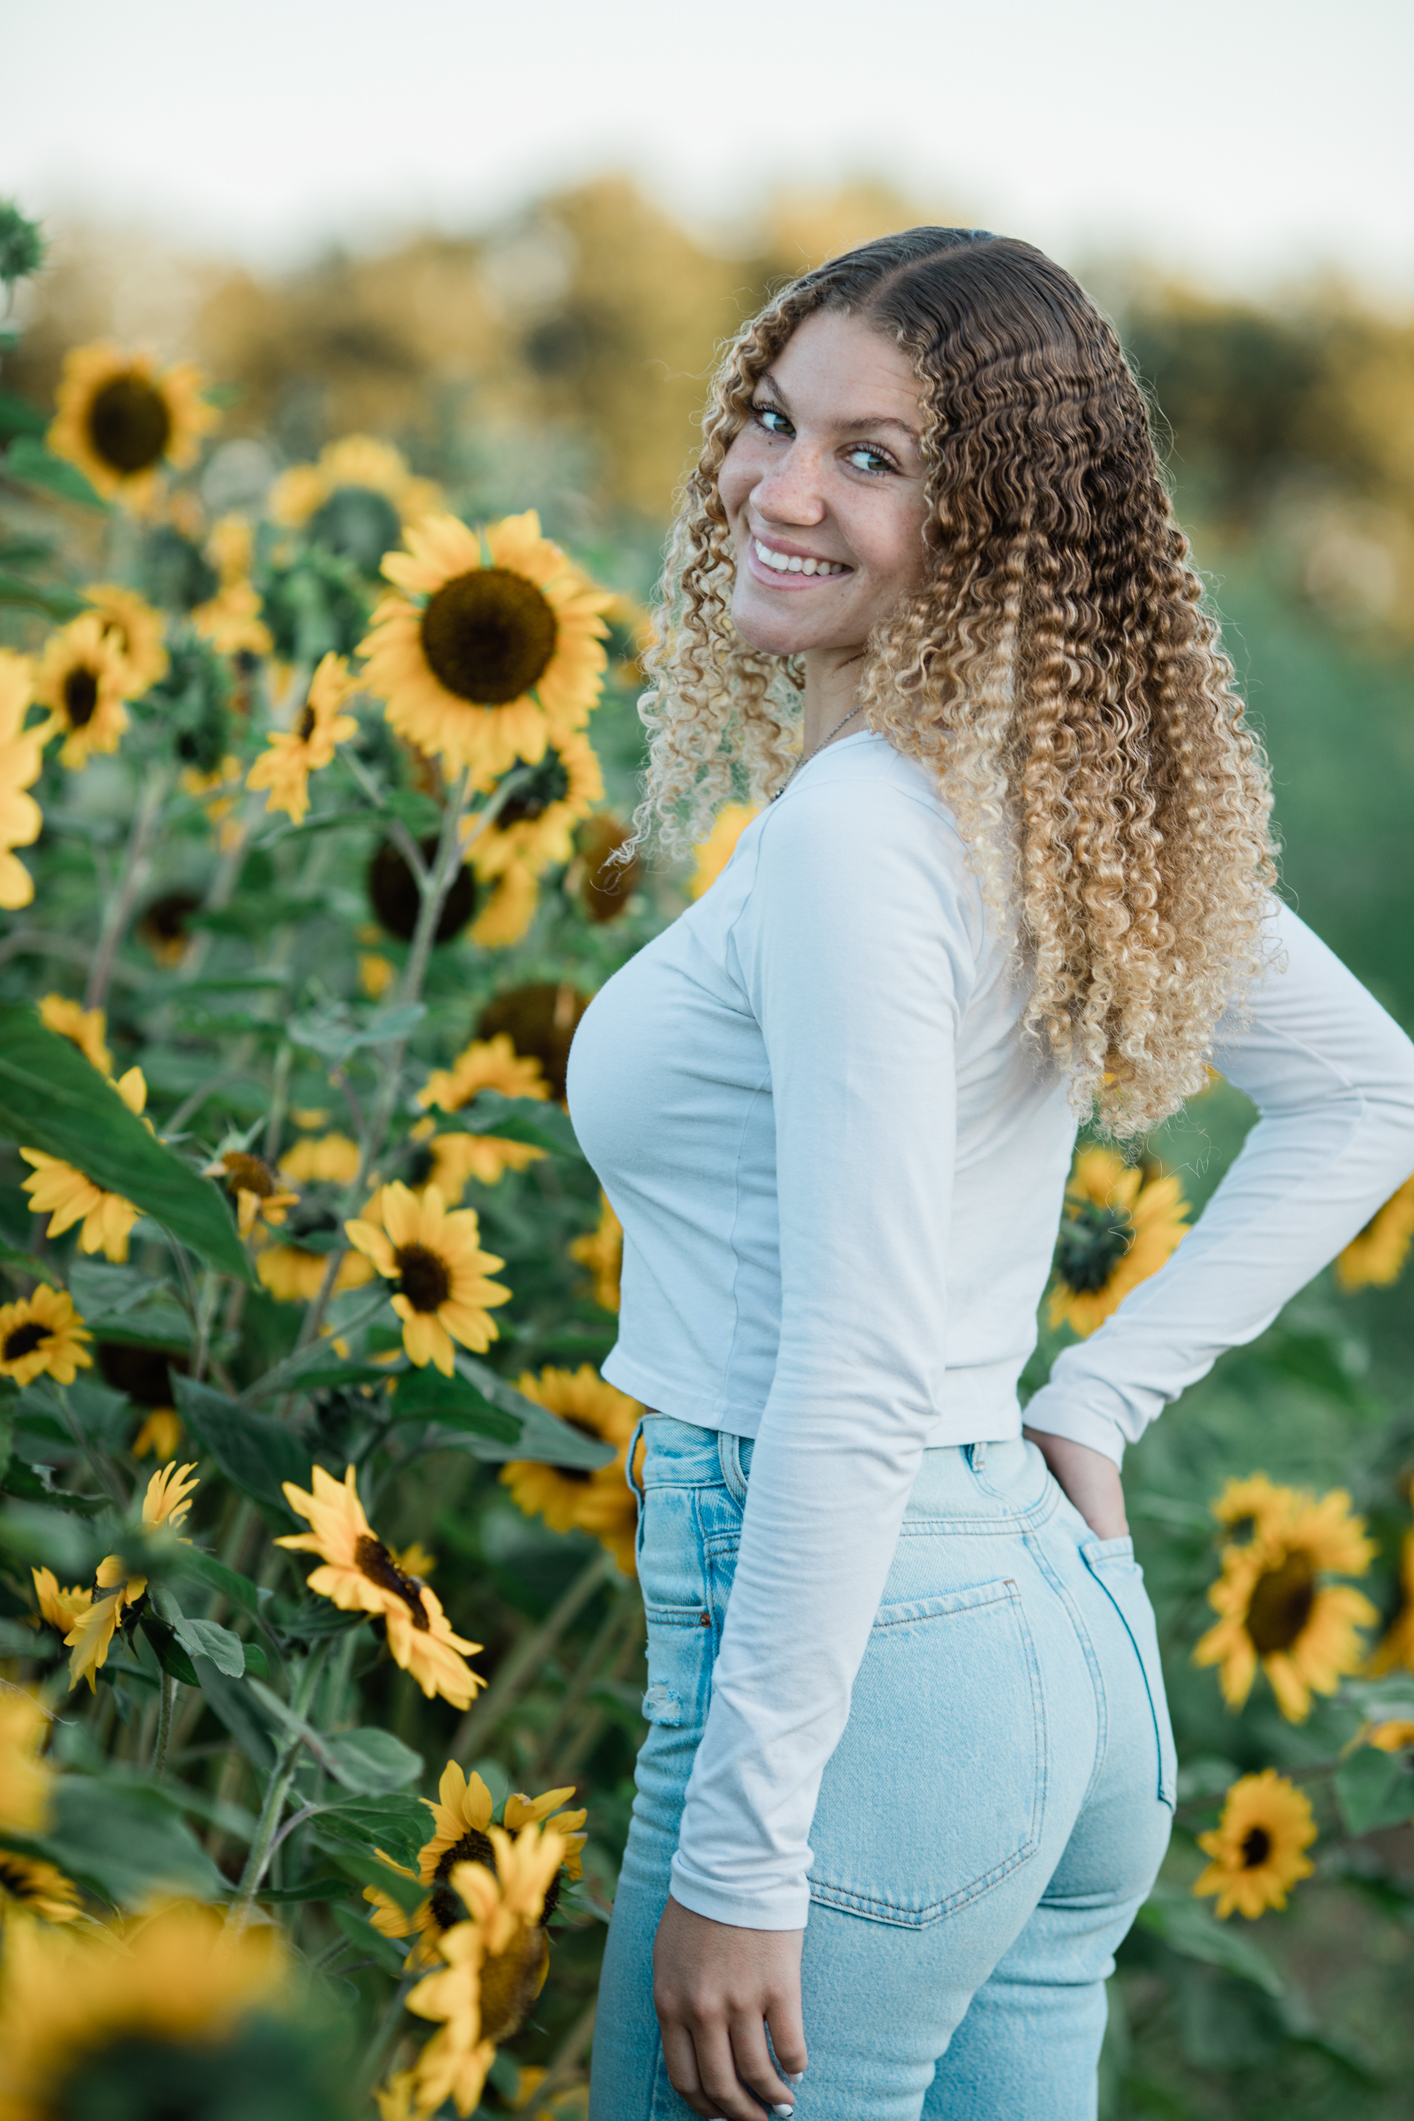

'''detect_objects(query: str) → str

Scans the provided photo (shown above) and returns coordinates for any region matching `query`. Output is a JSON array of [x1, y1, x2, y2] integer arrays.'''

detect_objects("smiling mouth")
[[751, 536, 850, 578]]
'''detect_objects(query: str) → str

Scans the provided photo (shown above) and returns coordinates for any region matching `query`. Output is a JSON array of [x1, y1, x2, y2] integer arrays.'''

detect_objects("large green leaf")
[[174, 1375, 309, 1516], [1136, 1883, 1285, 1995], [0, 1009, 250, 1281], [6, 1775, 225, 1908], [1335, 1746, 1414, 1835], [3, 436, 108, 509]]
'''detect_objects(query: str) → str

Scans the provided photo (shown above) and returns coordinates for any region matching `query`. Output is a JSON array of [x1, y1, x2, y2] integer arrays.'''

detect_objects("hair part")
[[632, 227, 1276, 1135]]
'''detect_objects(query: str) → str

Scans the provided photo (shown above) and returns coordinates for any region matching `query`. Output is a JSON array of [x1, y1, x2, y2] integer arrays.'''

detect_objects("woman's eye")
[[755, 405, 792, 437], [847, 444, 894, 474]]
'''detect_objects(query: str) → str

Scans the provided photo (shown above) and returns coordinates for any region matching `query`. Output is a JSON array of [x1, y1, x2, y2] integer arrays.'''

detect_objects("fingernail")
[[770, 2107, 795, 2118], [789, 2073, 806, 2085]]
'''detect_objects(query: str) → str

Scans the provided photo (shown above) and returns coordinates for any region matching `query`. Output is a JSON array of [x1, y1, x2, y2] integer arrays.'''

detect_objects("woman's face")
[[720, 307, 930, 662]]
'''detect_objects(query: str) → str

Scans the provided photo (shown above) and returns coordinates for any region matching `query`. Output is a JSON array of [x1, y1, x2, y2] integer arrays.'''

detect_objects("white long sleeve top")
[[565, 729, 1414, 1930]]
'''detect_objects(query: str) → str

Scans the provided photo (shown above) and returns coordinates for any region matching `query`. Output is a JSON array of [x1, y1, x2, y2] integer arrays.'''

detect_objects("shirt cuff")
[[668, 1851, 811, 1931], [1020, 1383, 1128, 1467]]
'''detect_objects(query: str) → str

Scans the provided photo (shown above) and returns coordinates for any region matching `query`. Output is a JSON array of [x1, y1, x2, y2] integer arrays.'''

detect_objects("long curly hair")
[[633, 227, 1275, 1134]]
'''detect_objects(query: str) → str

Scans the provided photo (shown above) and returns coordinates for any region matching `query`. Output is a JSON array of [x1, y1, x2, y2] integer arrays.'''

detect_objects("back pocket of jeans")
[[807, 1577, 1045, 1928], [1082, 1538, 1177, 1809]]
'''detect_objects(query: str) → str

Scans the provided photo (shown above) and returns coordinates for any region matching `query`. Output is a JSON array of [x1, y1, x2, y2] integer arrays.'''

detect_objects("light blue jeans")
[[590, 1417, 1174, 2121]]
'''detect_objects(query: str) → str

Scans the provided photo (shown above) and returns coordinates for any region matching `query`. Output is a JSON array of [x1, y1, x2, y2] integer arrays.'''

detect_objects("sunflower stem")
[[228, 1640, 330, 1928], [451, 1547, 614, 1766], [84, 761, 169, 1013], [150, 1670, 176, 1778]]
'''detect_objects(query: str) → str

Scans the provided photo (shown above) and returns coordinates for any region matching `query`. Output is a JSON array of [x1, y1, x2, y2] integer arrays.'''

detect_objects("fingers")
[[658, 2018, 722, 2119], [766, 1985, 809, 2080], [689, 2016, 788, 2121], [728, 2005, 800, 2116]]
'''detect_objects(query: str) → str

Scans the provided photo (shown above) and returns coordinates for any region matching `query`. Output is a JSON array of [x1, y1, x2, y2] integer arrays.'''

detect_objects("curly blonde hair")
[[634, 227, 1275, 1134]]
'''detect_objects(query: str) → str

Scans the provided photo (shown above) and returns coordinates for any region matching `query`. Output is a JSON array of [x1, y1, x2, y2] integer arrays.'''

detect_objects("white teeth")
[[753, 537, 843, 577], [786, 554, 803, 572], [801, 557, 817, 575]]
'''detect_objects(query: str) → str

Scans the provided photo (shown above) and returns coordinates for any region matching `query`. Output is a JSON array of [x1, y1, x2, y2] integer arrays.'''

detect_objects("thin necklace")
[[771, 703, 866, 801]]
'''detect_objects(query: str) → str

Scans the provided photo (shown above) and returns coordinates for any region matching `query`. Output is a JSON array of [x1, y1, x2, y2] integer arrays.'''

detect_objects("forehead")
[[764, 309, 921, 434]]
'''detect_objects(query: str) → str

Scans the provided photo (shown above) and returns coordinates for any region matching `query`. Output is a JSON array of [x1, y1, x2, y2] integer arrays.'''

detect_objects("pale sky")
[[4, 0, 1413, 293]]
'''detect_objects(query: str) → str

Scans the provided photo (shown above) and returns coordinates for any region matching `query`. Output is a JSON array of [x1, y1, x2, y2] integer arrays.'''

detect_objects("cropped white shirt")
[[566, 730, 1414, 1929]]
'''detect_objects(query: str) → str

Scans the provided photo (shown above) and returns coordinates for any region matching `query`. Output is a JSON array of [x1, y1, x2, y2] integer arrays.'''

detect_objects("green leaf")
[[1136, 1884, 1285, 1996], [390, 1367, 521, 1443], [295, 1361, 401, 1389], [16, 1774, 225, 1907], [1335, 1746, 1414, 1835], [0, 1499, 107, 1577], [0, 570, 88, 620], [3, 436, 108, 510], [174, 1376, 309, 1516], [0, 1236, 57, 1286], [171, 1544, 263, 1617], [325, 1848, 425, 1918], [330, 1899, 411, 1974], [454, 1355, 616, 1468], [257, 1875, 355, 1903], [0, 385, 47, 440], [247, 1681, 422, 1793], [192, 1655, 279, 1772], [3, 1457, 106, 1514], [458, 1090, 582, 1157], [313, 1793, 429, 1870], [138, 1609, 201, 1686], [0, 1009, 250, 1281], [172, 1613, 246, 1677]]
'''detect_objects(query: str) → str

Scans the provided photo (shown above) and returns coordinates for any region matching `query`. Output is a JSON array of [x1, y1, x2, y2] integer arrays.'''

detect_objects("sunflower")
[[1194, 1486, 1378, 1721], [404, 1119, 546, 1208], [132, 1408, 184, 1461], [21, 1066, 148, 1262], [246, 652, 357, 823], [404, 1821, 570, 2119], [365, 1763, 585, 1964], [0, 1901, 285, 2120], [0, 1853, 81, 1927], [413, 1035, 550, 1200], [0, 651, 45, 912], [1048, 1149, 1190, 1338], [500, 1366, 642, 1576], [572, 811, 641, 925], [1368, 1524, 1414, 1675], [470, 862, 540, 950], [137, 889, 202, 966], [270, 434, 441, 575], [1210, 1473, 1299, 1549], [31, 1566, 94, 1637], [276, 1464, 484, 1708], [688, 803, 759, 899], [37, 994, 113, 1077], [255, 1243, 374, 1304], [64, 1461, 200, 1692], [368, 835, 478, 944], [279, 1131, 362, 1186], [0, 1690, 54, 1835], [1194, 1770, 1317, 1919], [1336, 1174, 1414, 1291], [82, 582, 169, 695], [469, 730, 604, 881], [0, 1287, 93, 1389], [568, 1192, 622, 1315], [32, 613, 131, 770], [345, 1182, 509, 1374], [358, 511, 611, 785], [47, 342, 219, 509], [1367, 1718, 1414, 1752], [207, 1150, 299, 1239], [476, 984, 591, 1104]]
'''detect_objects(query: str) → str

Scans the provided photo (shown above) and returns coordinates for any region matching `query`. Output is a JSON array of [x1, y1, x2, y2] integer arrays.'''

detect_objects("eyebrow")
[[757, 370, 921, 443]]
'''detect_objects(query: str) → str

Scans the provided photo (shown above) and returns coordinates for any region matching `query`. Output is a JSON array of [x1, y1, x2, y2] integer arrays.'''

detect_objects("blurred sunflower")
[[0, 1286, 92, 1389], [0, 1689, 55, 1834], [207, 1149, 299, 1239], [0, 1901, 286, 2119], [688, 803, 759, 899], [191, 516, 273, 657], [38, 992, 112, 1076], [1367, 1717, 1414, 1751], [83, 581, 169, 695], [476, 983, 591, 1104], [1048, 1149, 1189, 1338], [47, 343, 219, 509], [405, 1120, 546, 1207], [572, 811, 641, 925], [0, 1853, 81, 1926], [21, 1065, 148, 1261], [256, 1241, 374, 1304], [1368, 1521, 1414, 1675], [345, 1182, 509, 1374], [470, 731, 603, 880], [277, 1464, 484, 1707], [359, 511, 611, 785], [137, 889, 202, 967], [270, 434, 441, 574], [500, 1366, 642, 1575], [414, 1033, 550, 1198], [1194, 1769, 1316, 1919], [32, 612, 130, 769], [64, 1461, 200, 1692], [1210, 1472, 1297, 1549], [420, 1032, 550, 1114], [469, 861, 541, 950], [278, 1131, 362, 1186], [1194, 1485, 1378, 1720], [246, 652, 357, 823], [1336, 1174, 1414, 1291], [31, 1566, 93, 1636], [367, 834, 478, 945], [96, 1341, 186, 1461], [132, 1409, 184, 1461], [568, 1192, 622, 1315], [0, 650, 45, 912]]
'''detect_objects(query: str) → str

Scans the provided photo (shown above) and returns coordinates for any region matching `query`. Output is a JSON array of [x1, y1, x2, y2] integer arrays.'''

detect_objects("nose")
[[750, 441, 828, 529]]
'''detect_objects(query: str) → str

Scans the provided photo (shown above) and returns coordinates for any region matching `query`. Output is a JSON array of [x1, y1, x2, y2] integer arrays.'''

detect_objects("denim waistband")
[[633, 1412, 1059, 1530]]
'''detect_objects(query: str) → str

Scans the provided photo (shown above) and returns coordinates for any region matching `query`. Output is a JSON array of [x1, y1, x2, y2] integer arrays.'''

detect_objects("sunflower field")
[[1, 196, 1413, 2121]]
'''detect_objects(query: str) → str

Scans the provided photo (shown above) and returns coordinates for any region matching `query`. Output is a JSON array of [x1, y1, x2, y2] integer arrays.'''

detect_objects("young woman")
[[567, 229, 1414, 2121]]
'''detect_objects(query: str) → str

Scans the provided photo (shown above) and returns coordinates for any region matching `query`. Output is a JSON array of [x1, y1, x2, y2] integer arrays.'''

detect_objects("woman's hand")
[[1023, 1426, 1129, 1540], [653, 1895, 807, 2119]]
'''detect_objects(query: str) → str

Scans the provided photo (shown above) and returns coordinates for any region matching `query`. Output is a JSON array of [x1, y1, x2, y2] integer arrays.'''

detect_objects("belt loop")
[[968, 1440, 989, 1473], [625, 1416, 648, 1504], [718, 1430, 750, 1506]]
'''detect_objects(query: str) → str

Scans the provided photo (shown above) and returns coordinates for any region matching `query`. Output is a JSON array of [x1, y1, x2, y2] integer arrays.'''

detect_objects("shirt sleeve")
[[667, 777, 979, 1930], [1024, 900, 1414, 1467]]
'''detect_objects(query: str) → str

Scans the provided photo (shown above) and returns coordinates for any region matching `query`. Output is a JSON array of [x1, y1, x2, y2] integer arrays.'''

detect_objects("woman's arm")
[[1025, 901, 1414, 1465]]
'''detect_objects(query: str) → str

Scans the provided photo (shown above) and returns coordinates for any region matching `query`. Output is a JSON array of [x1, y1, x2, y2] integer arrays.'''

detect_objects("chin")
[[730, 585, 818, 660]]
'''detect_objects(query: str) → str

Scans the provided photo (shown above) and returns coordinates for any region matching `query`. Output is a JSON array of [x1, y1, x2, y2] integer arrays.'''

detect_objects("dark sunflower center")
[[368, 836, 477, 944], [420, 569, 558, 705], [3, 1322, 49, 1362], [0, 1859, 39, 1900], [430, 1825, 498, 1930], [139, 891, 201, 948], [1240, 1825, 1272, 1868], [497, 750, 570, 828], [86, 373, 172, 475], [297, 702, 317, 742], [98, 1340, 183, 1407], [552, 1415, 602, 1484], [62, 666, 99, 729], [223, 1152, 279, 1199], [1246, 1551, 1316, 1654], [405, 1143, 436, 1187], [395, 1242, 451, 1313], [353, 1533, 429, 1630], [1054, 1199, 1132, 1295]]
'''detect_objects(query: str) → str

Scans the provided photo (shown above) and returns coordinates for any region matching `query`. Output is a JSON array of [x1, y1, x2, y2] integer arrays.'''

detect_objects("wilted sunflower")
[[38, 993, 112, 1076], [413, 1034, 550, 1200], [1336, 1174, 1414, 1291], [0, 1853, 80, 1926], [270, 434, 441, 575], [689, 803, 759, 899], [246, 652, 358, 823], [1048, 1149, 1190, 1338], [0, 1286, 93, 1389], [33, 612, 131, 770], [31, 1566, 93, 1637], [256, 1242, 374, 1304], [1210, 1472, 1298, 1549], [1368, 1522, 1414, 1675], [359, 511, 611, 785], [83, 581, 169, 695], [1194, 1485, 1378, 1721], [21, 1065, 148, 1261], [569, 1192, 622, 1315], [0, 1900, 286, 2120], [476, 983, 591, 1104], [0, 1690, 55, 1834], [277, 1464, 484, 1708], [279, 1130, 362, 1186], [469, 731, 603, 881], [365, 1763, 585, 1965], [207, 1149, 299, 1238], [64, 1461, 200, 1692], [47, 342, 219, 509], [0, 650, 45, 912], [404, 1821, 570, 2119], [500, 1366, 642, 1576], [1194, 1769, 1317, 1919], [345, 1182, 509, 1374]]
